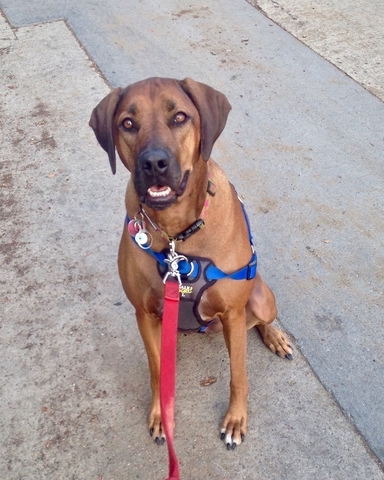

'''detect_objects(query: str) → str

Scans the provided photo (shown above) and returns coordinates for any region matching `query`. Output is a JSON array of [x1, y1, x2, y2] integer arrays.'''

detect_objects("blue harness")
[[126, 200, 257, 332]]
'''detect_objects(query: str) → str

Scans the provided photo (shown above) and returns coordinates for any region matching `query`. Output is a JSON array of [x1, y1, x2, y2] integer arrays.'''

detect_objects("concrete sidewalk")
[[251, 0, 384, 102], [1, 2, 384, 479]]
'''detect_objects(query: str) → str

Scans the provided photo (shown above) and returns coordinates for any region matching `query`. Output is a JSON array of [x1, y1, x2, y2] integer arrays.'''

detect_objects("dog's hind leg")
[[246, 273, 293, 360]]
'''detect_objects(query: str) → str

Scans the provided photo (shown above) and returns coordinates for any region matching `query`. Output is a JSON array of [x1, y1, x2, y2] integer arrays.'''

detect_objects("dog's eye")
[[173, 112, 187, 125], [122, 118, 134, 130]]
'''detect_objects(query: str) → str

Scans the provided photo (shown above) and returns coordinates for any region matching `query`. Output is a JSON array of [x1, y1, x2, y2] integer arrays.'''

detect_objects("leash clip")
[[163, 240, 187, 287]]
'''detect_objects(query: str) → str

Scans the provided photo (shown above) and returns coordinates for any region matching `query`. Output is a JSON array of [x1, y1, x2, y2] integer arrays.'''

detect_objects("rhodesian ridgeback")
[[89, 77, 292, 450]]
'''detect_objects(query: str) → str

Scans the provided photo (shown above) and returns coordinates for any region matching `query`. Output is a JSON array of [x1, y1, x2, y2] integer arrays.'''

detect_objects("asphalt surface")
[[1, 1, 383, 479]]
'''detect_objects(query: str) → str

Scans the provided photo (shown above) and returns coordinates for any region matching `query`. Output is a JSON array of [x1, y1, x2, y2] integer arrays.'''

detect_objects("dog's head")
[[89, 77, 231, 210]]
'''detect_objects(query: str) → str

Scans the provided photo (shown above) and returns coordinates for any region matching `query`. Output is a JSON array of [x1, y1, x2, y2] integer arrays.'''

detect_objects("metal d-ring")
[[186, 261, 194, 277]]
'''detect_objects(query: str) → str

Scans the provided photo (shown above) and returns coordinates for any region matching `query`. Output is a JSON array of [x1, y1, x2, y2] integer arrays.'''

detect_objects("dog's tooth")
[[148, 187, 171, 198]]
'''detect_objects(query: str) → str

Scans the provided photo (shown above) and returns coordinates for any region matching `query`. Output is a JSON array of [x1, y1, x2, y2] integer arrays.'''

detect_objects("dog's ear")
[[89, 87, 123, 174], [180, 78, 232, 161]]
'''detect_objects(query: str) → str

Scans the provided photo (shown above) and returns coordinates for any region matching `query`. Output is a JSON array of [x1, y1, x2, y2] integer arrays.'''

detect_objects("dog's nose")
[[138, 149, 170, 176]]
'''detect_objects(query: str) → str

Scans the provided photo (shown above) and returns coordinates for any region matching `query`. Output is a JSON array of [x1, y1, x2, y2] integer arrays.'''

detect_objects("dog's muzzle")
[[134, 148, 187, 210]]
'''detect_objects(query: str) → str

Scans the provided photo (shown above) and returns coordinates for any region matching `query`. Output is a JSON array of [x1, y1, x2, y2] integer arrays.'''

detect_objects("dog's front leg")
[[135, 310, 165, 445], [221, 310, 248, 450]]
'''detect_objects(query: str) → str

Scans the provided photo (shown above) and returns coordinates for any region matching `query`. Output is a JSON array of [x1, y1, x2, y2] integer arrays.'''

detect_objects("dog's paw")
[[149, 427, 166, 445], [220, 412, 247, 450], [149, 425, 166, 445], [149, 413, 166, 445], [257, 324, 293, 360], [220, 429, 245, 450]]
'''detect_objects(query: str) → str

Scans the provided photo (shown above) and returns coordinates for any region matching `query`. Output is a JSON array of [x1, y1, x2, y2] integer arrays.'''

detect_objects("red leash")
[[160, 280, 181, 480]]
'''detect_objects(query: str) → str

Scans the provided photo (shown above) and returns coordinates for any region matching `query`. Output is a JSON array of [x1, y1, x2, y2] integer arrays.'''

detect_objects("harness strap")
[[206, 252, 257, 281], [125, 213, 257, 282]]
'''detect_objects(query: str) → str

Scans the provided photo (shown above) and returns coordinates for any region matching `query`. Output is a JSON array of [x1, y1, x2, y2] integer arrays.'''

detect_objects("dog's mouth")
[[147, 185, 172, 197], [144, 171, 190, 210]]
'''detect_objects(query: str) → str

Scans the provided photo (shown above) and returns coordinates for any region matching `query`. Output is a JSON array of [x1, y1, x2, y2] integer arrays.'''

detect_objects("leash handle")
[[161, 280, 181, 480]]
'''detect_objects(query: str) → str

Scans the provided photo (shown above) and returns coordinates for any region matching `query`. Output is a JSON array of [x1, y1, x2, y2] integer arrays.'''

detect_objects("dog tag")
[[128, 219, 145, 236], [127, 219, 139, 236], [135, 231, 149, 246]]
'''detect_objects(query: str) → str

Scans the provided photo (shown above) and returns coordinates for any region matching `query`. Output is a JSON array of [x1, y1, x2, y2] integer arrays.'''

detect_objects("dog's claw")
[[276, 351, 293, 360], [222, 429, 243, 450], [155, 436, 165, 446], [221, 425, 245, 450]]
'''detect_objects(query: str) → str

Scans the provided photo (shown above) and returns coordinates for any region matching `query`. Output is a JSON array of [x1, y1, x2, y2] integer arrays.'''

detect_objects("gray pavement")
[[0, 1, 383, 479], [251, 0, 384, 102]]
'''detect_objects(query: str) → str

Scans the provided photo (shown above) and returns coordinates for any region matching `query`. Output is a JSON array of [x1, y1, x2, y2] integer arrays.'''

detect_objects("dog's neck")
[[141, 162, 210, 242]]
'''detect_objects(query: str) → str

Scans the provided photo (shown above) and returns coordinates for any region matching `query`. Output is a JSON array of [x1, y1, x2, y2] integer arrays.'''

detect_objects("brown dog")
[[89, 77, 292, 450]]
